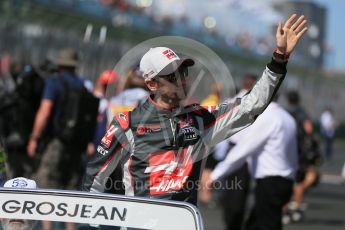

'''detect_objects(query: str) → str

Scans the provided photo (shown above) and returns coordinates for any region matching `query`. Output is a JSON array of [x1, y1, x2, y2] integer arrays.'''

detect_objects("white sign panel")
[[0, 190, 201, 230]]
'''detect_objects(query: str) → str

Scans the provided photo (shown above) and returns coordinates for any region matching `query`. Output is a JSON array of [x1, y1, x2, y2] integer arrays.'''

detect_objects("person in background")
[[284, 90, 321, 223], [87, 69, 119, 158], [209, 96, 298, 230], [27, 47, 91, 230], [93, 69, 119, 108], [199, 83, 223, 204], [27, 48, 86, 191], [1, 177, 38, 230], [211, 74, 257, 230], [1, 60, 49, 180], [320, 107, 338, 161], [199, 75, 256, 230], [106, 64, 148, 124]]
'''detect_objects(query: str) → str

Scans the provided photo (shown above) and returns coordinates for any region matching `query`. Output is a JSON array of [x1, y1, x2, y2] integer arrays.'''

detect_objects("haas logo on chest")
[[144, 150, 193, 195]]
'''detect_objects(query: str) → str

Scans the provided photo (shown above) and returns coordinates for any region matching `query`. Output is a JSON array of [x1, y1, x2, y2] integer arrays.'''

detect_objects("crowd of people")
[[0, 47, 149, 230], [0, 13, 341, 230]]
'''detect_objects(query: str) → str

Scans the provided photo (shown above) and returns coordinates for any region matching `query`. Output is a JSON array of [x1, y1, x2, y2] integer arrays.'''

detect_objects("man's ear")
[[145, 79, 158, 92]]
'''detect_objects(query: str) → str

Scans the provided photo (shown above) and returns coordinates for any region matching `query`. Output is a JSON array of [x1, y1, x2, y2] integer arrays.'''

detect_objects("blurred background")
[[1, 0, 344, 125], [0, 0, 344, 230]]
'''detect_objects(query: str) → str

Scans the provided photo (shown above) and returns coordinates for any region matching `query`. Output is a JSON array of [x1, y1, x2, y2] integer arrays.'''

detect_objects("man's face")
[[1, 218, 35, 230], [152, 66, 190, 104]]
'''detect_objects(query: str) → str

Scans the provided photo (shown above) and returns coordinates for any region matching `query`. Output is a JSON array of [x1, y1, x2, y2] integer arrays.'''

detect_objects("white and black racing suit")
[[82, 54, 287, 205]]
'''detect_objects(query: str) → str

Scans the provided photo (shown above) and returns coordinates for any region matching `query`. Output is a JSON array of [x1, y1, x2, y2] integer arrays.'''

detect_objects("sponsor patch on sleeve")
[[115, 112, 130, 130], [101, 125, 118, 148]]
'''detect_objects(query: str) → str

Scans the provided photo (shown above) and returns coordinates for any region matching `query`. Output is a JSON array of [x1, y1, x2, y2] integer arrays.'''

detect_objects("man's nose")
[[175, 76, 187, 86]]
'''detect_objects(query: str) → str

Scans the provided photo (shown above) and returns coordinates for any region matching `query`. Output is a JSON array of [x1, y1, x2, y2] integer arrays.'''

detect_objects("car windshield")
[[0, 189, 203, 230]]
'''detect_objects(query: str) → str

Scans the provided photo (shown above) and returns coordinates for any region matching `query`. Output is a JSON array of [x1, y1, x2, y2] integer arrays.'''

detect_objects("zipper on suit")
[[169, 118, 176, 146]]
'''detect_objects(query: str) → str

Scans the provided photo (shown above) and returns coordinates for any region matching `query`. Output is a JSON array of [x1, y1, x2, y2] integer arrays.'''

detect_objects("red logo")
[[136, 125, 161, 135], [145, 150, 193, 195], [115, 112, 130, 130], [101, 125, 118, 148], [137, 125, 146, 135], [162, 49, 177, 60]]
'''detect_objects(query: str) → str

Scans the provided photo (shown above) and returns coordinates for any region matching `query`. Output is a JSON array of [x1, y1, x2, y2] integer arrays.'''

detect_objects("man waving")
[[83, 14, 308, 205]]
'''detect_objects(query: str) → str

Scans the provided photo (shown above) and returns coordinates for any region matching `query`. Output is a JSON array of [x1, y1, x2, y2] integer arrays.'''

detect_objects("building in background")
[[274, 0, 326, 69]]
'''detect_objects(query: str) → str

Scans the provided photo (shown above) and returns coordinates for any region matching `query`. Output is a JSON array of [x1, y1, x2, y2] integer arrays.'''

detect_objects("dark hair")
[[286, 90, 300, 105]]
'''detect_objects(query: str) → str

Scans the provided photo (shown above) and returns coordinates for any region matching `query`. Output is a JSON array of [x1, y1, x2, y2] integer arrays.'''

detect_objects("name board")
[[0, 189, 200, 230]]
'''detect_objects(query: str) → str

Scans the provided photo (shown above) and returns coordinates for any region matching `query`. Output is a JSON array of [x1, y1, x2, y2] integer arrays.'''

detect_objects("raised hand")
[[276, 14, 308, 55]]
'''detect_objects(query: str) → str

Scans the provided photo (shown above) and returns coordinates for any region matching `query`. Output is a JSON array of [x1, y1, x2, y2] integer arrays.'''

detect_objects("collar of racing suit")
[[145, 94, 203, 117]]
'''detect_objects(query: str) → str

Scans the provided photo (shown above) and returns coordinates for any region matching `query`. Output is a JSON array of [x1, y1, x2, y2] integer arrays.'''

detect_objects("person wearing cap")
[[94, 69, 119, 98], [87, 69, 119, 158], [27, 48, 86, 230], [1, 177, 38, 230], [3, 176, 37, 189], [95, 69, 119, 122], [27, 47, 86, 188], [83, 15, 308, 205]]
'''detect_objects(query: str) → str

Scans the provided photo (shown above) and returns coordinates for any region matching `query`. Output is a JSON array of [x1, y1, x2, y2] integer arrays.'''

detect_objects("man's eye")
[[167, 74, 177, 82]]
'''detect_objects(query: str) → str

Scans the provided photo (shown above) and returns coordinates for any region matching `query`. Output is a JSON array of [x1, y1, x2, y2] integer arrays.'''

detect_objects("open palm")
[[276, 14, 308, 55]]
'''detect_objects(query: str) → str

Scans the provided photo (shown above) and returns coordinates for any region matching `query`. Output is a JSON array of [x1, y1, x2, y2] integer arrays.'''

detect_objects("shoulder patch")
[[114, 112, 130, 130]]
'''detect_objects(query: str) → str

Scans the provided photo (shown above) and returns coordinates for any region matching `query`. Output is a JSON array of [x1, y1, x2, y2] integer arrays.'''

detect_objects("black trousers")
[[245, 176, 293, 230], [219, 163, 250, 230]]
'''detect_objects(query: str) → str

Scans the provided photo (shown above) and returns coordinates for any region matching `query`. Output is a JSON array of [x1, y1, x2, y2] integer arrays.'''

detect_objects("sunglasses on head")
[[153, 66, 189, 83]]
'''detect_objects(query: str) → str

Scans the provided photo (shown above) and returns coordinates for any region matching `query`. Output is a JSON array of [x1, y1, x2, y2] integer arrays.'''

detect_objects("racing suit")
[[82, 56, 287, 205]]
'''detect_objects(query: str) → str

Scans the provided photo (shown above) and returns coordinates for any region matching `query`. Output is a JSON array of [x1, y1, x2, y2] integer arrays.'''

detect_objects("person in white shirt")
[[209, 98, 298, 230], [320, 108, 337, 161], [201, 74, 257, 230]]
